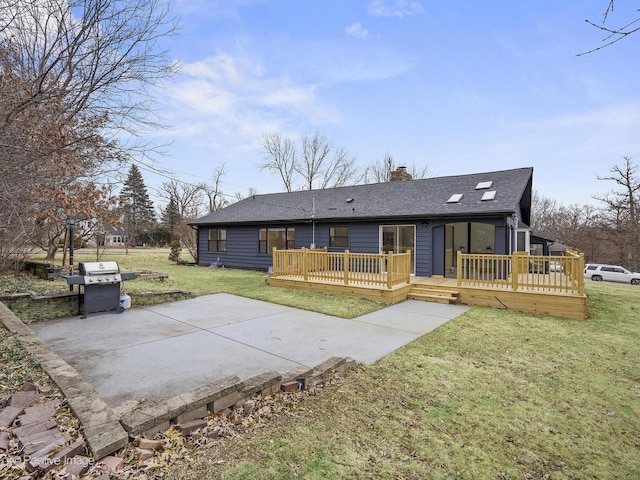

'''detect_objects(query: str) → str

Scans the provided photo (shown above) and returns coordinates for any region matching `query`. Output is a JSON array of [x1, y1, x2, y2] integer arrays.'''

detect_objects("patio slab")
[[31, 293, 469, 408]]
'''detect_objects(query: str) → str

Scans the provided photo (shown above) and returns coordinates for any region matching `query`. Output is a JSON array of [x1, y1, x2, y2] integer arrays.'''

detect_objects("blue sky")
[[142, 0, 640, 209]]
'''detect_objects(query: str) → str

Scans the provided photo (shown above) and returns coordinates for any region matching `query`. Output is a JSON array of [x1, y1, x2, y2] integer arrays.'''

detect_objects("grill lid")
[[79, 261, 120, 276]]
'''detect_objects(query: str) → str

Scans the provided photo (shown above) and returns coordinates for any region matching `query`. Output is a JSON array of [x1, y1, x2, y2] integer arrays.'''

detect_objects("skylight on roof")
[[475, 181, 493, 190], [447, 193, 463, 203], [481, 190, 497, 201]]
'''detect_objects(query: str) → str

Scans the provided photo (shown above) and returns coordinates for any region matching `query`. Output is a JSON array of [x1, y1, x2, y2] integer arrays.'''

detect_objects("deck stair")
[[407, 283, 460, 305]]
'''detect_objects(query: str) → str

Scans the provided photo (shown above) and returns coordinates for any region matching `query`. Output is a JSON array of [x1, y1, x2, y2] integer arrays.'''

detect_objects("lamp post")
[[68, 215, 76, 291]]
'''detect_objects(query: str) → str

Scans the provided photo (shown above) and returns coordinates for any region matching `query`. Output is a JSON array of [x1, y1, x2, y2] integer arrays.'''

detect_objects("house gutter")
[[190, 210, 518, 228]]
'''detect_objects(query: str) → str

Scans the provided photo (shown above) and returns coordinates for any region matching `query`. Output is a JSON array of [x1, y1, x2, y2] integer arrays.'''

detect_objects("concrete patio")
[[30, 293, 469, 409]]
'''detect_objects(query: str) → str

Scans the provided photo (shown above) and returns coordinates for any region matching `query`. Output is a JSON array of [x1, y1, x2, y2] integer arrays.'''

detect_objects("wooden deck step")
[[407, 285, 460, 305], [410, 284, 460, 295]]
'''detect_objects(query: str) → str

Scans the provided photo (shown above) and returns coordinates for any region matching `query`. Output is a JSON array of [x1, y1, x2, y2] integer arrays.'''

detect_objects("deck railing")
[[272, 247, 411, 288], [457, 250, 585, 295]]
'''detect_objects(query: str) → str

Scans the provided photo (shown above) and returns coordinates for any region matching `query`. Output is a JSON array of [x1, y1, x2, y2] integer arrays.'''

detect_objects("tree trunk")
[[46, 242, 59, 262]]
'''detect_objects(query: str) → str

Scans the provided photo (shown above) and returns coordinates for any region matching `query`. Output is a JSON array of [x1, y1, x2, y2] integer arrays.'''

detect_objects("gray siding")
[[416, 224, 432, 276], [348, 223, 381, 254], [285, 222, 383, 254], [431, 225, 445, 276], [197, 217, 503, 277], [198, 225, 265, 270], [199, 224, 310, 271]]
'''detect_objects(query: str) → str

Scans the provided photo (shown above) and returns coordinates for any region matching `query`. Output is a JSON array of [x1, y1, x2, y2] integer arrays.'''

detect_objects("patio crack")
[[138, 307, 306, 366]]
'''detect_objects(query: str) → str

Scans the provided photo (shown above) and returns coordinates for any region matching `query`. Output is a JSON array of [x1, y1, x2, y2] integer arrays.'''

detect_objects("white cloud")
[[163, 52, 341, 144], [321, 54, 412, 83], [346, 22, 369, 39], [368, 0, 424, 17], [261, 85, 317, 108]]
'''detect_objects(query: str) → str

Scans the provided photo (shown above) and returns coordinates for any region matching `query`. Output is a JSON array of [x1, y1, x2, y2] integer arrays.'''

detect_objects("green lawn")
[[21, 249, 382, 319], [164, 280, 640, 480], [9, 250, 640, 478]]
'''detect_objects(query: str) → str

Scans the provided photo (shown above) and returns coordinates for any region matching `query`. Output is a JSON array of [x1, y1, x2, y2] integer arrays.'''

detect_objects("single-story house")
[[549, 242, 571, 256], [190, 167, 534, 278]]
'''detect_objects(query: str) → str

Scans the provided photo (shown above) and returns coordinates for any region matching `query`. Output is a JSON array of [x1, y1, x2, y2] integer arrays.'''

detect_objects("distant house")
[[190, 167, 534, 278], [549, 242, 571, 256], [104, 228, 128, 247]]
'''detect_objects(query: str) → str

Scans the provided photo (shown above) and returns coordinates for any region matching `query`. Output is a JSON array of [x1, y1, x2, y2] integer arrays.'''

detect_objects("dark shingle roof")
[[190, 167, 533, 225]]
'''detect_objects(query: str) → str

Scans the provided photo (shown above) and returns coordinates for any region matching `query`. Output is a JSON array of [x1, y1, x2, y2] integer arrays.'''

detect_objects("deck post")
[[344, 250, 349, 285], [272, 247, 276, 276], [303, 248, 308, 281], [456, 251, 462, 287], [404, 249, 411, 284], [387, 251, 394, 289], [511, 252, 520, 290], [577, 252, 585, 295]]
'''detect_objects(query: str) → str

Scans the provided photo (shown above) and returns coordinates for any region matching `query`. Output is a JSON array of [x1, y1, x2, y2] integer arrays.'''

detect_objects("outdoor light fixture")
[[68, 215, 76, 290]]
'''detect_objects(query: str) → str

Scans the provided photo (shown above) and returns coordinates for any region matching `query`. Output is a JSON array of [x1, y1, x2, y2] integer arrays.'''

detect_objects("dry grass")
[[165, 280, 640, 479], [9, 250, 640, 478], [23, 249, 383, 319]]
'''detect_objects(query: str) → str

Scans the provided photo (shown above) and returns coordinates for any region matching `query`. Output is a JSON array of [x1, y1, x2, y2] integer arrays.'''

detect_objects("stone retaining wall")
[[120, 356, 355, 438], [1, 290, 194, 323], [0, 300, 358, 462]]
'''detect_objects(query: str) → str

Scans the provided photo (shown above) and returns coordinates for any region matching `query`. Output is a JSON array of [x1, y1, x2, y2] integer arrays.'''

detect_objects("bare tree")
[[579, 1, 640, 55], [0, 0, 178, 138], [596, 157, 639, 224], [199, 164, 230, 213], [0, 0, 178, 267], [363, 154, 394, 183], [174, 221, 198, 262], [299, 132, 331, 190], [557, 204, 608, 262], [407, 164, 431, 180], [158, 179, 208, 261], [530, 191, 560, 238], [531, 185, 640, 267], [299, 132, 361, 189], [260, 133, 296, 192], [160, 179, 206, 218], [363, 154, 429, 183], [234, 187, 258, 202], [320, 148, 361, 188], [595, 157, 640, 270], [531, 191, 610, 263], [260, 131, 360, 191]]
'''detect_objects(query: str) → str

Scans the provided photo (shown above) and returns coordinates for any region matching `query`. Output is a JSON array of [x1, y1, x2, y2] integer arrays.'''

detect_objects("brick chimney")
[[390, 166, 412, 181]]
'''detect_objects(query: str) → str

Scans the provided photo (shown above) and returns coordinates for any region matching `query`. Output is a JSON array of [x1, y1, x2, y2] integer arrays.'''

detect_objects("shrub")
[[168, 240, 182, 263]]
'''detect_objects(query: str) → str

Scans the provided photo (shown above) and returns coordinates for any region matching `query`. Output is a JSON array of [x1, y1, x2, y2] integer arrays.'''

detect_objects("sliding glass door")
[[444, 222, 496, 278], [380, 225, 415, 274]]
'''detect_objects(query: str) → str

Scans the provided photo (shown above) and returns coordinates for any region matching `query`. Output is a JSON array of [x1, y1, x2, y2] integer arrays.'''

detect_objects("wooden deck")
[[268, 275, 413, 304], [270, 249, 587, 320], [412, 276, 587, 320]]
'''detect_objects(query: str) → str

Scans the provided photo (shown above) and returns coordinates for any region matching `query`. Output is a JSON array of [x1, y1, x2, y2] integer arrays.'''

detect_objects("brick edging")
[[0, 301, 360, 460], [0, 302, 128, 458]]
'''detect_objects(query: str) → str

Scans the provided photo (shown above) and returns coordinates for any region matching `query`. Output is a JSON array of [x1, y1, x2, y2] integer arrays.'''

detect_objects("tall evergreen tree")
[[161, 195, 181, 240], [120, 164, 155, 248]]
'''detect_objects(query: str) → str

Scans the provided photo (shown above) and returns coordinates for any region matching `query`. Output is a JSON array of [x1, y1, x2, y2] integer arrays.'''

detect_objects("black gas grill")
[[65, 261, 136, 318]]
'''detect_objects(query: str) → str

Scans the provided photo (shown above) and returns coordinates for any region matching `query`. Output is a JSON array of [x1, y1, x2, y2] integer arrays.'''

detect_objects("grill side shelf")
[[63, 275, 85, 285], [121, 272, 137, 281]]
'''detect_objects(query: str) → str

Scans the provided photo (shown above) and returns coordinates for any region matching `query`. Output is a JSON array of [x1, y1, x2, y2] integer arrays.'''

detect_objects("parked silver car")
[[584, 264, 640, 285]]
